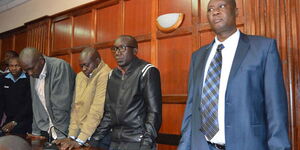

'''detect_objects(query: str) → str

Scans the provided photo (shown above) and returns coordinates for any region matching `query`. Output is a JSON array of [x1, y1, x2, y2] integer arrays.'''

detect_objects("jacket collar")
[[5, 72, 27, 83]]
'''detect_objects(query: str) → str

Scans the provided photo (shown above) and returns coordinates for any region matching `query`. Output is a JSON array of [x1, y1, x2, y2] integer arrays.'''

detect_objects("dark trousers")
[[89, 133, 111, 150], [109, 141, 156, 150]]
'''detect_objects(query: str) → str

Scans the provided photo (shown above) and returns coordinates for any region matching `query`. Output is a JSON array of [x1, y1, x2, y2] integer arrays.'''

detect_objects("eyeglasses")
[[111, 45, 136, 53]]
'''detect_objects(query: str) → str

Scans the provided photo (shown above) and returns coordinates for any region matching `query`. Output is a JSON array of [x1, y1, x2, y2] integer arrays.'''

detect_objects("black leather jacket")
[[92, 57, 162, 147]]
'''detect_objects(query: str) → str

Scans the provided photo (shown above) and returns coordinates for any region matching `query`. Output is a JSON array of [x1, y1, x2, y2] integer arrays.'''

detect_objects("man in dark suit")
[[178, 0, 290, 150]]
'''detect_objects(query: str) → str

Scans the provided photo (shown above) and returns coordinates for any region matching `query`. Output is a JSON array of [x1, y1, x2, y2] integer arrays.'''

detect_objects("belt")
[[207, 141, 225, 150]]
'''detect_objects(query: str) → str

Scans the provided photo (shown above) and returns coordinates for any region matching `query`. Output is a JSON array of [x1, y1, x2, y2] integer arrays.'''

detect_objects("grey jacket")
[[30, 56, 76, 138]]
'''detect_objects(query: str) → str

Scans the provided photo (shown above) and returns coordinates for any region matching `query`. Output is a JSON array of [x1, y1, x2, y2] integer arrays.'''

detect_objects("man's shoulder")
[[192, 43, 212, 57], [241, 33, 275, 45], [45, 56, 74, 74], [45, 56, 70, 67]]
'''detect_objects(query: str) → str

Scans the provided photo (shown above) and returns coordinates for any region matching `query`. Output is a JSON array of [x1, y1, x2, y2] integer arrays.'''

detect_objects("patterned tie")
[[200, 44, 224, 140]]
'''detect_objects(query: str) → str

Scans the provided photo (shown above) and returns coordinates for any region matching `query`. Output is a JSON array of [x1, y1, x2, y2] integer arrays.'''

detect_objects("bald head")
[[80, 47, 100, 62], [19, 47, 45, 78], [0, 135, 31, 150], [79, 47, 101, 77], [19, 47, 42, 66]]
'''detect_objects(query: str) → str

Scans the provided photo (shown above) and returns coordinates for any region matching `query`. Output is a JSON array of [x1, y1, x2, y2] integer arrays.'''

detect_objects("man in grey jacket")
[[19, 47, 76, 140]]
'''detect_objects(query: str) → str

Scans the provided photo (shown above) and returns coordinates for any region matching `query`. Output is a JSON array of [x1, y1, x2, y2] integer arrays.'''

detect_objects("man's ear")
[[235, 8, 239, 17], [133, 48, 138, 55]]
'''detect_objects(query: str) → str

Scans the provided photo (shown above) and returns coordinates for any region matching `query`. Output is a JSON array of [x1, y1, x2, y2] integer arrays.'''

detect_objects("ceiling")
[[0, 0, 30, 13]]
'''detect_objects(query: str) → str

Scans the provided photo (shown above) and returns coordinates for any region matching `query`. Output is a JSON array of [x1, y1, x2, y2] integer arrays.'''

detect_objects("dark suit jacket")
[[178, 33, 290, 150]]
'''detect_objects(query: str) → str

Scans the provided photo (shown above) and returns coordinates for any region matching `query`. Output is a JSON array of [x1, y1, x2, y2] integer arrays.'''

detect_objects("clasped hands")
[[1, 121, 17, 133], [53, 138, 82, 150]]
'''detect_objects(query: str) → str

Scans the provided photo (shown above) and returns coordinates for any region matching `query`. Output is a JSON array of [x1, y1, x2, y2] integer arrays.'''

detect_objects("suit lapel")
[[194, 41, 214, 111], [191, 41, 214, 149], [44, 57, 51, 116], [227, 33, 250, 84]]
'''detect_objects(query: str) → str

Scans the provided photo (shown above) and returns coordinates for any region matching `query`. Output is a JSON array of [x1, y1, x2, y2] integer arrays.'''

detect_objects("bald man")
[[55, 47, 111, 150], [19, 47, 76, 140]]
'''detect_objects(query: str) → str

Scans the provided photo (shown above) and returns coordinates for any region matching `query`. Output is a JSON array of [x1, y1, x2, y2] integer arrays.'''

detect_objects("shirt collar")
[[39, 62, 47, 79], [5, 72, 27, 83], [214, 29, 240, 47]]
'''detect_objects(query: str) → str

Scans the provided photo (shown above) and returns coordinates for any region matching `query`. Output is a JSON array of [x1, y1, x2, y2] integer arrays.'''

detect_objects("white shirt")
[[202, 30, 240, 144], [35, 62, 57, 139]]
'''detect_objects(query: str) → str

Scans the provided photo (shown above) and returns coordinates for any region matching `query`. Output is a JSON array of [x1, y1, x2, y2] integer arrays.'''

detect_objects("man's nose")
[[212, 8, 220, 15]]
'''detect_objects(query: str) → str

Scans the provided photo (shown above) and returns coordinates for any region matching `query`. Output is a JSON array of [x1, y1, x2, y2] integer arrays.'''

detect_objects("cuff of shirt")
[[69, 136, 76, 140], [75, 138, 85, 146], [31, 132, 41, 136]]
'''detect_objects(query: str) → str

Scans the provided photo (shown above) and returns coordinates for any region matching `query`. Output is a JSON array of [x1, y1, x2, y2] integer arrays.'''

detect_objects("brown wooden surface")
[[73, 12, 92, 47], [0, 0, 299, 149]]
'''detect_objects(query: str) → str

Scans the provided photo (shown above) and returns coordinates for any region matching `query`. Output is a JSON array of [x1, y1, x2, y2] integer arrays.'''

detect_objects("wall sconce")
[[156, 13, 184, 33]]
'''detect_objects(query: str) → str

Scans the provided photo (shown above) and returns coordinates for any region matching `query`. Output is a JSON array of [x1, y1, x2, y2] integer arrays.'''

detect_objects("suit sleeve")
[[68, 76, 80, 138], [140, 67, 162, 147], [264, 40, 290, 150], [50, 62, 76, 138], [77, 70, 110, 142], [177, 54, 195, 150]]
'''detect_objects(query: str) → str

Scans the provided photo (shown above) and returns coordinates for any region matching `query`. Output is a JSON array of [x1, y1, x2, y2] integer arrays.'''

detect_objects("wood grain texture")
[[14, 31, 27, 53], [158, 35, 192, 95], [124, 0, 151, 36], [52, 18, 72, 52], [96, 3, 121, 43], [73, 12, 92, 47]]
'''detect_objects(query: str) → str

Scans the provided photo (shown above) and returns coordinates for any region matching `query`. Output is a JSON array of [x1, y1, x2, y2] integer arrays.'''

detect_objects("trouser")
[[88, 133, 111, 150], [109, 141, 156, 150]]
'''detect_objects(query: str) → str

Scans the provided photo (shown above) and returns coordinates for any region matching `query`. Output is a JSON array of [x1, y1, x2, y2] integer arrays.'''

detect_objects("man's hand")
[[60, 140, 81, 150], [53, 138, 72, 145], [2, 121, 17, 133], [26, 133, 46, 140]]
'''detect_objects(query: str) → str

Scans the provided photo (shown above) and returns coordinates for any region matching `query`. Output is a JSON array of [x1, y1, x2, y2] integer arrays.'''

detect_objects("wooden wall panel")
[[71, 52, 81, 73], [158, 35, 192, 95], [137, 41, 151, 63], [199, 30, 214, 47], [26, 18, 51, 55], [14, 31, 27, 53], [1, 36, 14, 55], [52, 18, 72, 51], [159, 0, 192, 28], [157, 144, 177, 150], [0, 36, 13, 59], [73, 12, 92, 47], [96, 3, 121, 43], [160, 104, 185, 134], [124, 0, 152, 36], [99, 48, 117, 69]]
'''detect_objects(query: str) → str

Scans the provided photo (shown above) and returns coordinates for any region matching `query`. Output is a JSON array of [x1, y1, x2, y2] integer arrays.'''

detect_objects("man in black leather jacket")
[[91, 35, 162, 150]]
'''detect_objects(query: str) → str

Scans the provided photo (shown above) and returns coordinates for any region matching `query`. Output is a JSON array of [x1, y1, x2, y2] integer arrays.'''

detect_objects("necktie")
[[201, 44, 224, 140]]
